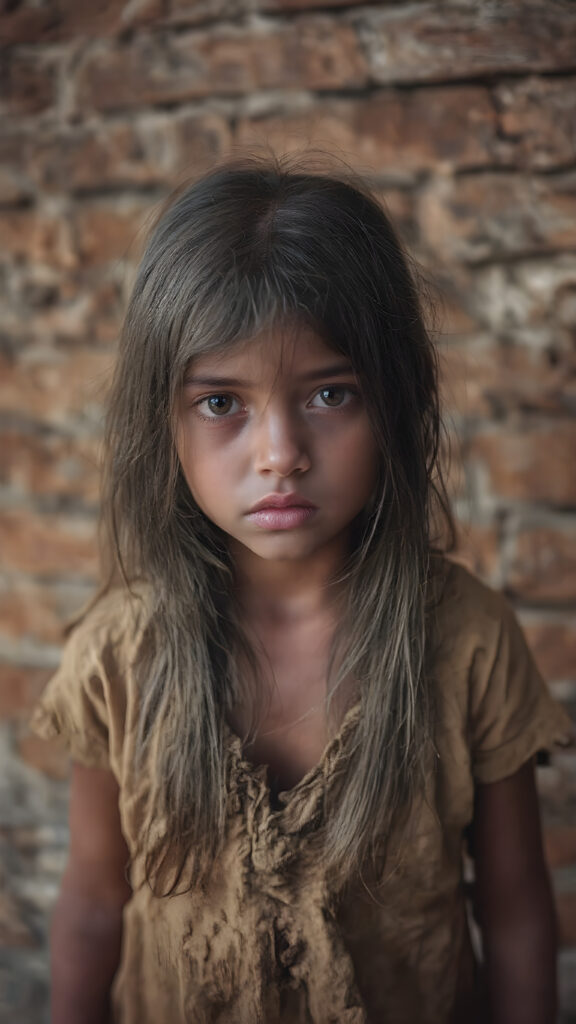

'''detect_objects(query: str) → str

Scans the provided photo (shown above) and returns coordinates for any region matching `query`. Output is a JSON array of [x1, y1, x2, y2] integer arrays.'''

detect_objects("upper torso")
[[227, 604, 357, 799], [31, 558, 573, 1023]]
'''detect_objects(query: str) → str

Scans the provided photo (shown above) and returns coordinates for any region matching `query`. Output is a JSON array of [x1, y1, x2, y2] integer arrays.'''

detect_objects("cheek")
[[182, 457, 218, 503], [338, 424, 380, 490], [178, 442, 238, 518], [177, 421, 214, 483]]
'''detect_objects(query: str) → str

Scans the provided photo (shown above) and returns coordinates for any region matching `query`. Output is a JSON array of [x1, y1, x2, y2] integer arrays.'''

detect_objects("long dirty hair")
[[99, 156, 454, 893]]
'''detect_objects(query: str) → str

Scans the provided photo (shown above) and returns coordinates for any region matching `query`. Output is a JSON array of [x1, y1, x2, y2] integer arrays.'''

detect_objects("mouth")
[[246, 493, 317, 531], [248, 493, 316, 514]]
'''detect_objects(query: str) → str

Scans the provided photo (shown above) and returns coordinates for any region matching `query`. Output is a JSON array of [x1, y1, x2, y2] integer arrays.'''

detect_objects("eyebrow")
[[183, 363, 355, 388]]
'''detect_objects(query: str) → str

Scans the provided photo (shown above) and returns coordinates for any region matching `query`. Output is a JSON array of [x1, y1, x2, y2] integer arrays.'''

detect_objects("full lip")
[[247, 492, 317, 514]]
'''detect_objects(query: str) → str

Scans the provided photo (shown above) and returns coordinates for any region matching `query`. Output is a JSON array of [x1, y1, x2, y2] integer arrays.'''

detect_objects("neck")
[[230, 541, 348, 626]]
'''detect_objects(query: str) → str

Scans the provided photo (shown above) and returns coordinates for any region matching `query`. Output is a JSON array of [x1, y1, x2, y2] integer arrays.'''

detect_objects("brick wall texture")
[[1, 0, 576, 1019]]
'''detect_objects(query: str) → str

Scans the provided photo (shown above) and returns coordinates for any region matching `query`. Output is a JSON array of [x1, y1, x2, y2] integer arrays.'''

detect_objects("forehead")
[[189, 323, 348, 381]]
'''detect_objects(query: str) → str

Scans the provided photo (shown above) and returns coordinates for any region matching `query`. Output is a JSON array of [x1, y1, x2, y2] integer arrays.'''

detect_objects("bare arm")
[[473, 759, 557, 1024], [51, 762, 132, 1024]]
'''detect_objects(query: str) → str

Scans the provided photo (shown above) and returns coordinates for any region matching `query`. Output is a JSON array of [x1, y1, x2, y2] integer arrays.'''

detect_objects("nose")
[[252, 405, 311, 478]]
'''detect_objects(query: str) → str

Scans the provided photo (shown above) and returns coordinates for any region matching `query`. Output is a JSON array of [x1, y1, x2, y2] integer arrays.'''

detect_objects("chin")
[[252, 543, 317, 562], [253, 535, 341, 564]]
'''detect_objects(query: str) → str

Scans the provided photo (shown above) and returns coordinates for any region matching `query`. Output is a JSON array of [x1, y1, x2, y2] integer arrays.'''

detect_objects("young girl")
[[32, 158, 573, 1024]]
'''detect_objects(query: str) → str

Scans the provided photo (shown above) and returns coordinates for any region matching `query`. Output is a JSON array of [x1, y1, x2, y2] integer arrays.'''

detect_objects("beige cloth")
[[31, 561, 574, 1024]]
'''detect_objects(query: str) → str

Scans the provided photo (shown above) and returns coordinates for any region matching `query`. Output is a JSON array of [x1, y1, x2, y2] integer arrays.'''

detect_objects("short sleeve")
[[28, 588, 143, 773], [469, 598, 574, 784]]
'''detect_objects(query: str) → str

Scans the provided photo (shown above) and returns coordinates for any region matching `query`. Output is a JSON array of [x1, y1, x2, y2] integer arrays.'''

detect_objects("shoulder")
[[427, 556, 538, 708], [427, 557, 573, 786], [29, 580, 156, 771], [433, 557, 508, 622], [64, 580, 155, 665]]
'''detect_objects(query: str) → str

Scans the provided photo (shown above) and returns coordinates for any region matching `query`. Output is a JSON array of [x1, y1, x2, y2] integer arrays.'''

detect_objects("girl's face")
[[176, 323, 380, 573]]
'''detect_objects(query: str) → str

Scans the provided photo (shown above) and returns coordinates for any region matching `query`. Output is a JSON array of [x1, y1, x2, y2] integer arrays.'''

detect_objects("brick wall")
[[1, 1, 575, 1019]]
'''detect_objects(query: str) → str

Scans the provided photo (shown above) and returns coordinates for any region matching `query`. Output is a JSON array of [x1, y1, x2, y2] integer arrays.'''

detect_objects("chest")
[[229, 620, 346, 796], [243, 705, 328, 796], [230, 663, 330, 796]]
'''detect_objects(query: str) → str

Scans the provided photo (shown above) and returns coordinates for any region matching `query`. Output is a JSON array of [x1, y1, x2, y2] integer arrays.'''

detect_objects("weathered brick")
[[504, 526, 576, 604], [439, 337, 574, 418], [468, 422, 576, 507], [360, 5, 576, 85], [237, 85, 497, 174], [0, 577, 94, 649], [0, 209, 76, 270], [0, 51, 58, 116], [538, 759, 576, 821], [0, 349, 114, 429], [186, 16, 367, 94], [372, 189, 418, 249], [0, 665, 52, 720], [31, 113, 231, 193], [0, 430, 100, 505], [79, 279, 124, 346], [73, 199, 151, 266], [420, 173, 576, 265], [5, 277, 123, 347], [0, 8, 57, 47], [169, 0, 244, 23], [0, 886, 37, 947], [0, 165, 34, 206], [559, 949, 576, 1014], [0, 131, 35, 205], [470, 256, 576, 335], [434, 293, 478, 337], [523, 619, 576, 684], [3, 266, 62, 320], [77, 19, 367, 111], [32, 121, 170, 192], [173, 112, 233, 178], [0, 0, 163, 45], [0, 510, 98, 577], [171, 0, 370, 17], [451, 522, 501, 586], [260, 0, 367, 8], [495, 76, 576, 171]]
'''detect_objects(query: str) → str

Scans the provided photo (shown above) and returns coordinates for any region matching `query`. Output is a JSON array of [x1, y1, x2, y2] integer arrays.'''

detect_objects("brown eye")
[[317, 386, 347, 407], [205, 394, 235, 416]]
